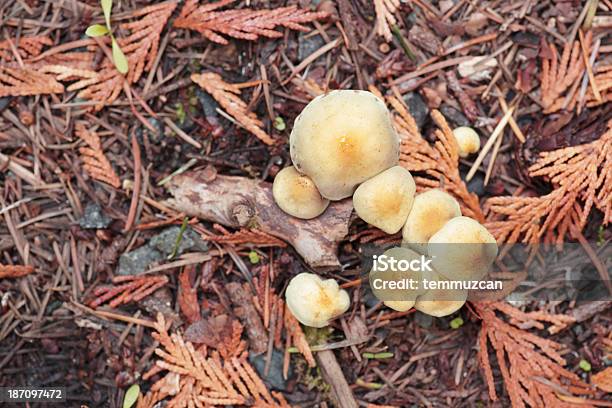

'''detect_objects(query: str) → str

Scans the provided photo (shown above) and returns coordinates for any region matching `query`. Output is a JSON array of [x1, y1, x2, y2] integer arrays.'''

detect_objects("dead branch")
[[164, 171, 354, 269], [316, 350, 359, 408]]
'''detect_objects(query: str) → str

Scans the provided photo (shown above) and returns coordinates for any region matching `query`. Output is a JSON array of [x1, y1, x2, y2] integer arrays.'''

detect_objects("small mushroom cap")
[[414, 270, 468, 317], [428, 216, 498, 281], [402, 189, 461, 253], [452, 126, 480, 158], [353, 166, 416, 234], [384, 300, 415, 312], [285, 272, 350, 328], [272, 166, 330, 219], [290, 90, 400, 200]]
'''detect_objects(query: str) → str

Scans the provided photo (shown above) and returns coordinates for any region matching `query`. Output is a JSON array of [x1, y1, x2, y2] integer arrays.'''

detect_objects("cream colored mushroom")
[[428, 216, 498, 281], [285, 273, 350, 328], [414, 269, 467, 317], [353, 166, 416, 234], [290, 90, 399, 200], [272, 166, 330, 219], [402, 189, 461, 253], [452, 126, 480, 158], [369, 247, 429, 312]]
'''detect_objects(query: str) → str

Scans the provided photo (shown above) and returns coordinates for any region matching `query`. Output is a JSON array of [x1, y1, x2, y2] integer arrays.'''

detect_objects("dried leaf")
[[174, 0, 327, 45], [192, 72, 275, 145], [76, 124, 121, 188]]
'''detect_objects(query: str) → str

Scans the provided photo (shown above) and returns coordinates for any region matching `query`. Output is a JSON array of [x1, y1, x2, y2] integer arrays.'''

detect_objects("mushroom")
[[369, 247, 428, 312], [353, 166, 416, 234], [290, 90, 400, 200], [272, 166, 330, 219], [414, 271, 468, 317], [285, 272, 350, 328], [402, 189, 461, 253], [452, 126, 480, 158], [428, 216, 498, 281]]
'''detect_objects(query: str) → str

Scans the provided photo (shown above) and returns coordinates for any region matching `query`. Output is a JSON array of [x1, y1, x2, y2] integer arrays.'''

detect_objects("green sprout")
[[248, 250, 260, 264], [123, 383, 139, 408], [450, 317, 464, 329], [273, 116, 286, 131], [86, 0, 128, 74], [579, 359, 592, 372]]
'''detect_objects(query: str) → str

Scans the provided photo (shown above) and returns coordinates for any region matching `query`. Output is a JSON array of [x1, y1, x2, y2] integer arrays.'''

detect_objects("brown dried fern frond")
[[540, 33, 590, 113], [284, 302, 316, 367], [76, 124, 121, 188], [0, 65, 64, 97], [68, 1, 177, 110], [382, 92, 484, 221], [192, 72, 274, 145], [0, 264, 34, 279], [373, 0, 399, 42], [174, 0, 327, 45], [139, 313, 290, 407], [475, 302, 596, 408], [0, 35, 52, 61], [204, 227, 287, 247], [89, 274, 169, 308], [485, 119, 611, 244]]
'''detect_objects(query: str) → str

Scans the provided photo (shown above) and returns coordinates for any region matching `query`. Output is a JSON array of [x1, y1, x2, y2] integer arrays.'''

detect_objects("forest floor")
[[0, 0, 611, 407]]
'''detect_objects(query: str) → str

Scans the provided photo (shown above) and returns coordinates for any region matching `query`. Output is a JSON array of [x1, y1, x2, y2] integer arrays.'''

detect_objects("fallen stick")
[[316, 350, 359, 408], [164, 171, 354, 269]]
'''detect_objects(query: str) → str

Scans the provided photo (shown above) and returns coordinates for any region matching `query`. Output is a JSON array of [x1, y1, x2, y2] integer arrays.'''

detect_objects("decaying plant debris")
[[0, 0, 611, 407]]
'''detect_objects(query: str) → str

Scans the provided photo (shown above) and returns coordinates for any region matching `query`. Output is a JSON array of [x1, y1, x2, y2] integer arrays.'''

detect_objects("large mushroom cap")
[[428, 216, 498, 281], [414, 269, 468, 317], [402, 189, 461, 253], [370, 247, 429, 312], [290, 90, 400, 200], [285, 273, 350, 328], [353, 166, 416, 234], [272, 166, 329, 219]]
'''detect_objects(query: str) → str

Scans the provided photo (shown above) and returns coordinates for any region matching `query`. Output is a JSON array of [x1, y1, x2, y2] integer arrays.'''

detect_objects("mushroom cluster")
[[279, 90, 496, 326]]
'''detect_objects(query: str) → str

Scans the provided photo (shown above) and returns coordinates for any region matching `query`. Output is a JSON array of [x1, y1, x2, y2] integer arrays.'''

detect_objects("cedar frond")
[[68, 1, 177, 110], [284, 302, 315, 367], [204, 228, 287, 247], [0, 65, 64, 97], [192, 72, 275, 145], [0, 35, 52, 61], [139, 313, 291, 407], [0, 264, 34, 279], [89, 274, 169, 308], [591, 367, 612, 393], [578, 66, 612, 110], [475, 302, 596, 408], [76, 124, 121, 188], [540, 33, 589, 113], [383, 92, 484, 221], [174, 0, 327, 45], [373, 0, 399, 42], [218, 320, 247, 359], [485, 119, 612, 244]]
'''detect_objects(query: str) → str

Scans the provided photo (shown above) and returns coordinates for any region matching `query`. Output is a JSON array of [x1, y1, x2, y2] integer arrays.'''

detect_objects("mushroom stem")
[[164, 171, 353, 269]]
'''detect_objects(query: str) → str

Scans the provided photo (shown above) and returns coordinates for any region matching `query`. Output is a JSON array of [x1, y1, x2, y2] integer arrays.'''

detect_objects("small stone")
[[298, 34, 325, 60], [414, 311, 433, 328], [403, 92, 429, 128], [440, 105, 470, 127], [78, 203, 112, 229], [149, 226, 208, 256], [117, 246, 163, 276], [248, 349, 290, 391], [196, 89, 219, 118]]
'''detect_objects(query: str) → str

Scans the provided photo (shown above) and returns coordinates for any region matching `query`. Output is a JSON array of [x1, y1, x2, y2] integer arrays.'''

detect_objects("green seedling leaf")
[[101, 0, 113, 30], [579, 359, 592, 372], [85, 24, 109, 37], [248, 250, 260, 264], [450, 317, 464, 329], [273, 116, 286, 131], [111, 37, 129, 74], [123, 383, 139, 408]]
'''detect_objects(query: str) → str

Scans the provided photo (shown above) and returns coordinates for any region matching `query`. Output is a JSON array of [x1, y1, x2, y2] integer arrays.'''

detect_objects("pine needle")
[[76, 124, 121, 189], [174, 0, 327, 45], [192, 72, 275, 145]]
